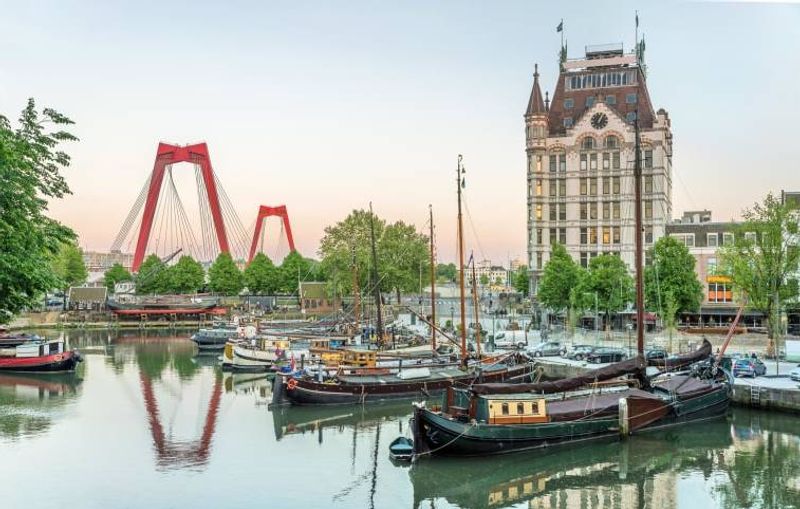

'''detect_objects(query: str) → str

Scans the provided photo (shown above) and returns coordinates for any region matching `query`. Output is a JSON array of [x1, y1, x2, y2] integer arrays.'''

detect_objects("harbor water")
[[1, 329, 799, 509]]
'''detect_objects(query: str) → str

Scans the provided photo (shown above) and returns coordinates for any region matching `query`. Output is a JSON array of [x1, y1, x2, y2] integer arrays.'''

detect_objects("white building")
[[525, 43, 673, 294]]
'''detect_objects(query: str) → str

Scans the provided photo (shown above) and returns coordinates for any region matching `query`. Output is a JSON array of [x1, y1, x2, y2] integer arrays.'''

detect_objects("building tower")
[[525, 43, 673, 296]]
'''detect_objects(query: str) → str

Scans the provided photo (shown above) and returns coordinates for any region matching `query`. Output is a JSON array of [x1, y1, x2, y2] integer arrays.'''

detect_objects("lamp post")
[[584, 291, 599, 345], [450, 304, 455, 333]]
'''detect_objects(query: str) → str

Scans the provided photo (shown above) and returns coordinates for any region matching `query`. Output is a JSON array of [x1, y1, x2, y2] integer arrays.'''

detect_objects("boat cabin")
[[443, 387, 549, 424], [2, 339, 65, 358]]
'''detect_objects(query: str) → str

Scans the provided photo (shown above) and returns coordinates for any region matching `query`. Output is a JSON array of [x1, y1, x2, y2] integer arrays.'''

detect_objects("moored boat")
[[0, 338, 82, 373]]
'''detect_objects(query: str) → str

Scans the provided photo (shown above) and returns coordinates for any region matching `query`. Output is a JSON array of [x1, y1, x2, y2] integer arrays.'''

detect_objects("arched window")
[[581, 137, 596, 150], [605, 135, 619, 149]]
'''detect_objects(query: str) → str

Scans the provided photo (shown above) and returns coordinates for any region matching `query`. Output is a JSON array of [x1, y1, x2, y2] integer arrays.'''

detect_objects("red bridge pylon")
[[247, 205, 296, 264]]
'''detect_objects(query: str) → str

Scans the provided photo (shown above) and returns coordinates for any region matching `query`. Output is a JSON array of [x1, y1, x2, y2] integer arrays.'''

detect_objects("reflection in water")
[[0, 372, 82, 438], [2, 329, 800, 509]]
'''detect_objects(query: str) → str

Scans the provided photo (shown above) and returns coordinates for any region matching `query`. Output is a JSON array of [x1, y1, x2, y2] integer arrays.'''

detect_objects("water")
[[1, 330, 799, 509]]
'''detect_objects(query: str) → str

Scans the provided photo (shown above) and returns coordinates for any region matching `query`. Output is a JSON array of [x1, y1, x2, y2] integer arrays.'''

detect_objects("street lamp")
[[584, 292, 599, 345]]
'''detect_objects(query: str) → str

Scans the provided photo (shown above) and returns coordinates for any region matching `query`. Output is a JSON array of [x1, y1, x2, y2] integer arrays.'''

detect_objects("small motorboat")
[[0, 338, 82, 373], [389, 437, 414, 461]]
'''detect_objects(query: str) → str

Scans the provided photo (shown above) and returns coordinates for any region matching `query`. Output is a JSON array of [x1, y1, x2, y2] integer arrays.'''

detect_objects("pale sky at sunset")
[[2, 1, 798, 264]]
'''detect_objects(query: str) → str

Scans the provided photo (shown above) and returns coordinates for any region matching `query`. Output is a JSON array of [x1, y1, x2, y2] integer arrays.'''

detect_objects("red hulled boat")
[[0, 338, 82, 373]]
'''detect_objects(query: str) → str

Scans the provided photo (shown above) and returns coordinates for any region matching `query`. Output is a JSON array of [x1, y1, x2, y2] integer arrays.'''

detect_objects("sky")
[[1, 0, 799, 264]]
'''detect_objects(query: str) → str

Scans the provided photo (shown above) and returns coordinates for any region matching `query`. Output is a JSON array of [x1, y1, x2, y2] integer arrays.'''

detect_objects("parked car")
[[528, 341, 566, 357], [586, 347, 626, 364], [732, 358, 767, 378], [489, 331, 531, 349], [790, 365, 800, 382], [564, 344, 595, 361], [645, 348, 668, 361]]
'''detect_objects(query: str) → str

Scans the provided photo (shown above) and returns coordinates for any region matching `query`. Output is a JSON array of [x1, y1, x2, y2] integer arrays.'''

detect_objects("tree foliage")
[[514, 266, 530, 296], [644, 236, 703, 327], [319, 209, 429, 300], [208, 252, 243, 295], [277, 251, 314, 294], [479, 274, 489, 286], [0, 99, 77, 322], [720, 193, 800, 340], [166, 255, 205, 294], [538, 243, 581, 313], [575, 254, 633, 320], [135, 254, 169, 294], [53, 242, 88, 293], [436, 263, 457, 283], [104, 263, 132, 292], [244, 253, 279, 294]]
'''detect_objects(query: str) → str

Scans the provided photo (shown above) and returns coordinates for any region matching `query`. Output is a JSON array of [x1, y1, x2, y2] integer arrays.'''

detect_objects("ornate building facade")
[[525, 43, 673, 295]]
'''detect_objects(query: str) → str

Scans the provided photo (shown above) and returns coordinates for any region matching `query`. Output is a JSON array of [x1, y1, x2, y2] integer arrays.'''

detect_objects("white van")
[[488, 330, 539, 350]]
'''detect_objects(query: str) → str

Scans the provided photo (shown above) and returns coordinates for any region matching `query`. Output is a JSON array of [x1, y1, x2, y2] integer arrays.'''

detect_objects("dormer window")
[[582, 137, 595, 150]]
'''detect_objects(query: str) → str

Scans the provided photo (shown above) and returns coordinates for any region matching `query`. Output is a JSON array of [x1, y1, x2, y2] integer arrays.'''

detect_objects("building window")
[[626, 111, 637, 123], [590, 178, 597, 196], [536, 228, 543, 245], [564, 98, 574, 109], [644, 200, 653, 219], [582, 137, 595, 150], [612, 152, 620, 169], [564, 117, 573, 128], [535, 179, 542, 196], [590, 153, 598, 170], [602, 177, 610, 195], [605, 136, 618, 149], [580, 228, 587, 245], [559, 156, 566, 172], [549, 228, 556, 245], [559, 227, 566, 244], [707, 258, 717, 274], [644, 175, 653, 193], [549, 203, 557, 221], [589, 203, 597, 220], [580, 202, 588, 220], [708, 281, 733, 303], [580, 154, 587, 171], [602, 152, 610, 169], [580, 178, 587, 195], [671, 233, 695, 247], [613, 227, 620, 244], [612, 177, 620, 194], [549, 155, 557, 172], [589, 227, 598, 244], [644, 149, 653, 168], [626, 93, 638, 104], [585, 96, 595, 108], [745, 232, 757, 243], [602, 227, 611, 245], [580, 252, 588, 268], [559, 202, 566, 221], [535, 204, 542, 220], [549, 179, 557, 196], [613, 201, 620, 219], [559, 179, 566, 197], [602, 201, 610, 219], [645, 226, 653, 244], [605, 95, 616, 105], [722, 232, 734, 246], [536, 252, 543, 269], [707, 233, 718, 247], [536, 156, 542, 172]]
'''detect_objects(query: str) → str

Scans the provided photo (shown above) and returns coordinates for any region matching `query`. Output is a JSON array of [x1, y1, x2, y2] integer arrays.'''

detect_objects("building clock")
[[590, 112, 608, 129]]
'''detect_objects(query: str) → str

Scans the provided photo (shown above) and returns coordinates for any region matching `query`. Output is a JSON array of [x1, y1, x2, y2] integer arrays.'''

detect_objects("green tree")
[[378, 221, 429, 302], [135, 254, 169, 294], [436, 263, 457, 283], [277, 251, 313, 294], [0, 99, 77, 322], [538, 243, 582, 314], [479, 274, 489, 286], [514, 267, 530, 296], [53, 242, 88, 307], [720, 193, 800, 347], [208, 252, 243, 295], [319, 209, 384, 297], [495, 276, 504, 286], [645, 236, 703, 330], [165, 255, 205, 294], [576, 254, 633, 329], [244, 252, 279, 294], [104, 263, 132, 292]]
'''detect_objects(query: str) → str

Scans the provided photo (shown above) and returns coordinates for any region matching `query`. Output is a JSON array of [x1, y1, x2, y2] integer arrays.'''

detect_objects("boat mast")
[[429, 205, 437, 351], [457, 155, 468, 365], [352, 247, 360, 337], [634, 112, 644, 357], [470, 252, 481, 357], [368, 202, 384, 348]]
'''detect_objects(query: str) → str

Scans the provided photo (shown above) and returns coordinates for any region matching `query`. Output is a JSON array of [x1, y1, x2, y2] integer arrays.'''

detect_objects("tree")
[[277, 251, 313, 294], [436, 263, 457, 283], [720, 193, 800, 347], [576, 254, 633, 329], [244, 252, 279, 294], [538, 244, 582, 314], [495, 276, 504, 286], [645, 236, 703, 330], [53, 242, 88, 307], [378, 221, 429, 302], [479, 274, 489, 286], [166, 255, 205, 294], [514, 267, 530, 296], [208, 252, 243, 295], [104, 263, 132, 292], [136, 254, 169, 294], [0, 99, 77, 323]]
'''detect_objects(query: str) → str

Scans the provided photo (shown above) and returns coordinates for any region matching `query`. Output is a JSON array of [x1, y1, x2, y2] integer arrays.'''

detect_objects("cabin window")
[[517, 403, 525, 415], [501, 403, 509, 415]]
